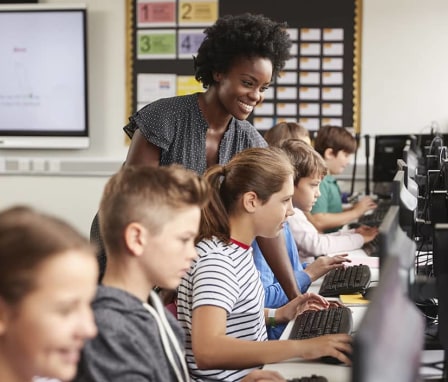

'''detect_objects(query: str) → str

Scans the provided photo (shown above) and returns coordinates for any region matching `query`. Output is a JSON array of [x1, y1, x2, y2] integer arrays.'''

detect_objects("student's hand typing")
[[304, 254, 351, 281], [355, 225, 379, 243], [353, 196, 377, 217], [278, 292, 330, 322], [241, 370, 287, 381], [298, 333, 353, 365]]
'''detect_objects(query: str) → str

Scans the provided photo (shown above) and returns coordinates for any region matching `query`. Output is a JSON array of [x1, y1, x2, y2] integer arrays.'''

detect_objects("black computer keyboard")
[[287, 376, 328, 382], [358, 198, 392, 226], [288, 306, 353, 340], [362, 236, 380, 256], [318, 265, 371, 297]]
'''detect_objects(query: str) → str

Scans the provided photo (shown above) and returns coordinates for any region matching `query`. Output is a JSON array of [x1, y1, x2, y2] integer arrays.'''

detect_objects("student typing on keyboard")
[[177, 148, 352, 382], [252, 127, 376, 340], [253, 135, 356, 339], [261, 123, 378, 264], [308, 125, 378, 233]]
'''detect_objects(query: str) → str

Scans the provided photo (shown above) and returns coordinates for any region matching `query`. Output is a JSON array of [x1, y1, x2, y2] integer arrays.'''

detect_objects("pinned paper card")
[[322, 71, 343, 85], [323, 42, 344, 56], [284, 57, 298, 70], [323, 28, 344, 41], [287, 28, 298, 41], [299, 118, 319, 131], [299, 103, 320, 116], [277, 71, 298, 85], [277, 87, 298, 100], [322, 57, 343, 71], [299, 57, 320, 70], [322, 118, 343, 127], [322, 87, 343, 101], [290, 42, 298, 56], [300, 42, 321, 55], [299, 72, 320, 85], [277, 103, 297, 116], [322, 103, 343, 116], [253, 117, 274, 130], [177, 29, 205, 59], [300, 28, 321, 41], [254, 102, 274, 115], [299, 87, 320, 100]]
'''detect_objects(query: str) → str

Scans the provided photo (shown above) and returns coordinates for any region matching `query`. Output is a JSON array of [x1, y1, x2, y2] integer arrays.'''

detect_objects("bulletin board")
[[126, 0, 362, 134]]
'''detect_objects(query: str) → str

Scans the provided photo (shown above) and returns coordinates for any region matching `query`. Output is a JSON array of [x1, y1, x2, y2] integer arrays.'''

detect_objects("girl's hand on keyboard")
[[299, 333, 353, 365], [355, 225, 379, 243], [241, 370, 287, 381], [304, 254, 351, 281], [278, 292, 330, 322]]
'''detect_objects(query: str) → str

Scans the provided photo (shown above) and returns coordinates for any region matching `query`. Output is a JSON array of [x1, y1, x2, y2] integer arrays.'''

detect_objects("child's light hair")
[[280, 139, 328, 185], [99, 165, 210, 256], [264, 122, 311, 147]]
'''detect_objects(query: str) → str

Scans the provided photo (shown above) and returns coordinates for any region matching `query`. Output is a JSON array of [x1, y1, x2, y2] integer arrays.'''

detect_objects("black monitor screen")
[[374, 135, 412, 183], [352, 256, 425, 382]]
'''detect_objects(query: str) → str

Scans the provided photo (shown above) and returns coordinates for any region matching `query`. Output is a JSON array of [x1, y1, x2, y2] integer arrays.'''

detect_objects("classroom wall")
[[1, 0, 448, 237], [361, 0, 448, 136]]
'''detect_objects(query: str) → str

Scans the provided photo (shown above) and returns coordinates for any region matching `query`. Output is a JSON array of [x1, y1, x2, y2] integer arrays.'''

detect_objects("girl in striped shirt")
[[177, 147, 352, 382]]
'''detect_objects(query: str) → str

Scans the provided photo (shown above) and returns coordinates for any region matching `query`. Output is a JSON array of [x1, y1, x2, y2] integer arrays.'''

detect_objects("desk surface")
[[263, 249, 445, 381], [263, 349, 445, 381]]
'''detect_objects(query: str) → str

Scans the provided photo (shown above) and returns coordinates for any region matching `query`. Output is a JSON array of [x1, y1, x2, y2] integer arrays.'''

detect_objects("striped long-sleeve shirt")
[[177, 237, 267, 382]]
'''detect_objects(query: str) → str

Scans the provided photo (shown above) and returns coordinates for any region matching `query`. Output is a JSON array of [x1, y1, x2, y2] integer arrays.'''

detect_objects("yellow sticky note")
[[339, 293, 369, 306]]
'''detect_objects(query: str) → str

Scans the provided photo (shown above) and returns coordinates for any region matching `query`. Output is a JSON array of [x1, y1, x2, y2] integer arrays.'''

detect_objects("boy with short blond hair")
[[75, 165, 210, 381]]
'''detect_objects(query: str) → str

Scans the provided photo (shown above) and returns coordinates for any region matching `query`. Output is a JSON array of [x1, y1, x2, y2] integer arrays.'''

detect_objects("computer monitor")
[[397, 158, 419, 200], [373, 135, 411, 197], [0, 3, 89, 149], [432, 223, 448, 377], [403, 141, 419, 179], [351, 255, 425, 382], [391, 170, 418, 238], [378, 205, 416, 295]]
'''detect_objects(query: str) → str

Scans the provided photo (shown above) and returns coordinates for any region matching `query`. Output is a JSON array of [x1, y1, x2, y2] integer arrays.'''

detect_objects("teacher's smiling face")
[[213, 56, 273, 121]]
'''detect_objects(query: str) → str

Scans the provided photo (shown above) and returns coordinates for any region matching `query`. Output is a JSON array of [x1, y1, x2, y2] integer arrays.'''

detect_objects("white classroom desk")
[[263, 249, 445, 381]]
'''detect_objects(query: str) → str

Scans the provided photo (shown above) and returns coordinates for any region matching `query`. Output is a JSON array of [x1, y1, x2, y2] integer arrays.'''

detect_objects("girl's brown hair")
[[0, 206, 94, 305], [198, 147, 294, 243]]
